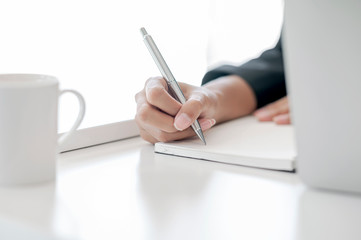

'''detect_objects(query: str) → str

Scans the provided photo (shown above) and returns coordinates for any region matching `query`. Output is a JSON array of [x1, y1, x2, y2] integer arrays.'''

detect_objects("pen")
[[140, 27, 206, 145]]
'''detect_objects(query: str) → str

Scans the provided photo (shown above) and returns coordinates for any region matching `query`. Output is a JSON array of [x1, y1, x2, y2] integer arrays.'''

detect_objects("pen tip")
[[196, 129, 206, 145]]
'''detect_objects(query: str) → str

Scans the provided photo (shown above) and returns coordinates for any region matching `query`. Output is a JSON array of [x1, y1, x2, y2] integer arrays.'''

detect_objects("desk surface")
[[0, 137, 360, 240]]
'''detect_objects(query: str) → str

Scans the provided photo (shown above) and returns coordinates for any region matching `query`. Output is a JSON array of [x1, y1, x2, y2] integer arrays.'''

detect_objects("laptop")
[[283, 0, 361, 193]]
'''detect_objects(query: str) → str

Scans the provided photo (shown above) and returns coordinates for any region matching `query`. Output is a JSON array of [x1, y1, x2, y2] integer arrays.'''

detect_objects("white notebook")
[[154, 116, 297, 171]]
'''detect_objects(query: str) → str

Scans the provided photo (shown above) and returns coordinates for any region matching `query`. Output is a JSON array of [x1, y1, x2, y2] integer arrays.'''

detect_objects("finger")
[[198, 118, 216, 131], [139, 128, 158, 144], [143, 125, 195, 142], [144, 118, 216, 143], [145, 77, 181, 116], [135, 90, 147, 111], [273, 113, 291, 125], [136, 103, 179, 133], [254, 97, 289, 121], [173, 96, 205, 131]]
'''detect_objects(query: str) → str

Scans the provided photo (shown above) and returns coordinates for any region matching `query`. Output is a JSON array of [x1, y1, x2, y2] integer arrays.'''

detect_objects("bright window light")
[[0, 0, 282, 134]]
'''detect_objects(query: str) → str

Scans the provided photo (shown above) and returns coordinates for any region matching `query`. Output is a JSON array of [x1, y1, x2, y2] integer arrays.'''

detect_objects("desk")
[[0, 137, 360, 240]]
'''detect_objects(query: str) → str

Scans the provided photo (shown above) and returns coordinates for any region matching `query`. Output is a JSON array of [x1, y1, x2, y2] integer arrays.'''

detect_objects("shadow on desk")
[[137, 143, 298, 199], [141, 144, 298, 185], [137, 144, 212, 201], [136, 144, 301, 240], [136, 145, 213, 238]]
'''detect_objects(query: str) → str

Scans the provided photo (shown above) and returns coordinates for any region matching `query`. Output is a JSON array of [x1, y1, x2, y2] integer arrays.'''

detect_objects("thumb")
[[173, 98, 205, 131]]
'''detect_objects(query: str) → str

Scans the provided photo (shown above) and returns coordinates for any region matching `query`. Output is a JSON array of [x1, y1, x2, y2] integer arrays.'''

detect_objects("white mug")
[[0, 74, 85, 185]]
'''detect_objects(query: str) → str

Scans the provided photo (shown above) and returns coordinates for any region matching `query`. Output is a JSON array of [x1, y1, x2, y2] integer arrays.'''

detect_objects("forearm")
[[203, 75, 257, 123], [202, 36, 286, 108]]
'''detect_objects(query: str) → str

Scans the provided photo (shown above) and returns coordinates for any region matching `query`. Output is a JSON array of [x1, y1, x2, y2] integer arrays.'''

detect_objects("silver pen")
[[140, 27, 206, 145]]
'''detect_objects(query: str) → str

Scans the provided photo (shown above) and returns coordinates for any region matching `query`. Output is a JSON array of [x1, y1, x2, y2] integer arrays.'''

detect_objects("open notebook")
[[154, 116, 297, 171]]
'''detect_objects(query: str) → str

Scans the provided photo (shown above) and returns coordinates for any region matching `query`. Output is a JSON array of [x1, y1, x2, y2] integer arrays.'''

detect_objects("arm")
[[203, 37, 286, 108], [203, 36, 291, 124], [197, 75, 256, 124]]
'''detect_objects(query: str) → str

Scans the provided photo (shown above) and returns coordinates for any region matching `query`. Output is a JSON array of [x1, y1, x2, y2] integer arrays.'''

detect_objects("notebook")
[[154, 116, 297, 171]]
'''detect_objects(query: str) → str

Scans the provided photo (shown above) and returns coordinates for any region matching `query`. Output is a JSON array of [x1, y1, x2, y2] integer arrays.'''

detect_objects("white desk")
[[0, 137, 360, 240]]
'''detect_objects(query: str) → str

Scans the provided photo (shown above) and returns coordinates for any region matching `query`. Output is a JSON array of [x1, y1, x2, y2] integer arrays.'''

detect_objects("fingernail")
[[255, 110, 272, 121], [200, 119, 216, 131], [174, 113, 192, 131], [273, 114, 290, 124]]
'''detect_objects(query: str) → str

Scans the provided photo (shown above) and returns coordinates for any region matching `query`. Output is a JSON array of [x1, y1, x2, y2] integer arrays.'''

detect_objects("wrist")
[[202, 84, 223, 121], [203, 75, 257, 123]]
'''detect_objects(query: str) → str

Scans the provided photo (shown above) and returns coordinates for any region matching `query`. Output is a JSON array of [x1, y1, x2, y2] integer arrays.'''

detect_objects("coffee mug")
[[0, 74, 85, 185]]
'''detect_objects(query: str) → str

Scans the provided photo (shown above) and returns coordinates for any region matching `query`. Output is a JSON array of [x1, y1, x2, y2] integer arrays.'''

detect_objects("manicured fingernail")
[[174, 113, 192, 131], [255, 110, 272, 120], [273, 115, 290, 124], [200, 119, 216, 131]]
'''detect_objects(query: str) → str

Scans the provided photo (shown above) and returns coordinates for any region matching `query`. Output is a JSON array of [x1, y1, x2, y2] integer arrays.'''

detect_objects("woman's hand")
[[253, 96, 291, 124], [135, 77, 218, 144], [135, 75, 257, 144]]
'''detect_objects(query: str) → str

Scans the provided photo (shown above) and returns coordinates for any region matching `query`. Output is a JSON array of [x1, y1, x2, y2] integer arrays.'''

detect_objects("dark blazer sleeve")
[[202, 37, 286, 108]]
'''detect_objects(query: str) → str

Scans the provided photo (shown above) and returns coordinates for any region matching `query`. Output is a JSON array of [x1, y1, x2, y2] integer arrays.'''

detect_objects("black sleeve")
[[202, 37, 286, 108]]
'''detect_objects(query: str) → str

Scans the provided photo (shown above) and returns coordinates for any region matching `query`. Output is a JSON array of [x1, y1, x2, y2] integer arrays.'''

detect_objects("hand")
[[135, 75, 256, 144], [253, 96, 291, 124], [135, 77, 218, 144]]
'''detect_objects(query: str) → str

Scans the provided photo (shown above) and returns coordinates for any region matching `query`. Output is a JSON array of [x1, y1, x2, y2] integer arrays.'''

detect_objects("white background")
[[0, 0, 283, 133]]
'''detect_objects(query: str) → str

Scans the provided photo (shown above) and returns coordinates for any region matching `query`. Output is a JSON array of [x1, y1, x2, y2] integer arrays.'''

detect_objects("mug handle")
[[58, 89, 86, 147]]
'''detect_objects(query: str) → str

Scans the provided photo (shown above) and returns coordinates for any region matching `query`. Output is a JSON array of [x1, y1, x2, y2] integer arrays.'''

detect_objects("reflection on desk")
[[0, 137, 360, 240]]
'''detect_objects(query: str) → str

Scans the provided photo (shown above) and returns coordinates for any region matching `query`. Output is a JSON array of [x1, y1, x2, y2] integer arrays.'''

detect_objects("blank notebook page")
[[154, 116, 297, 171]]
